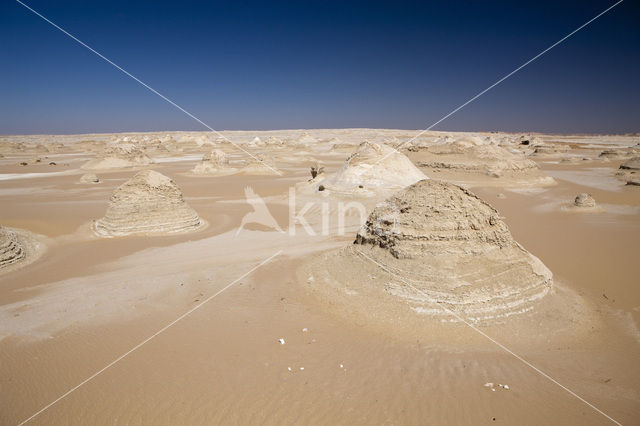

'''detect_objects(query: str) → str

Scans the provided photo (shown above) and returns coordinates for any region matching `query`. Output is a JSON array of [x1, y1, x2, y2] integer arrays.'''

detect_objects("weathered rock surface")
[[94, 170, 202, 236], [315, 141, 427, 196], [191, 150, 236, 175], [79, 173, 100, 184], [573, 193, 597, 208], [0, 226, 26, 269], [352, 179, 553, 320], [82, 143, 154, 170]]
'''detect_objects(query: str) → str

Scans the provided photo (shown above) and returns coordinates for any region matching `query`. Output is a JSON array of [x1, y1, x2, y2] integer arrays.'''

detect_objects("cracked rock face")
[[94, 170, 202, 237], [353, 179, 553, 320], [0, 226, 26, 269]]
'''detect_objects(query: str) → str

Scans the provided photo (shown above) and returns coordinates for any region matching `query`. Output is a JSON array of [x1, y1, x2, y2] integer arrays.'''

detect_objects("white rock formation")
[[191, 149, 236, 175], [352, 179, 553, 320], [0, 226, 26, 269], [238, 155, 281, 175], [82, 143, 154, 170], [314, 141, 427, 196], [94, 170, 203, 236], [79, 173, 100, 184]]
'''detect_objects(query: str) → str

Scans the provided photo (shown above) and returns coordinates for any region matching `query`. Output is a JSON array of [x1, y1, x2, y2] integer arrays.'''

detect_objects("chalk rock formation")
[[620, 156, 640, 170], [408, 140, 555, 186], [82, 143, 153, 170], [79, 173, 100, 184], [316, 141, 427, 196], [616, 156, 640, 186], [573, 193, 597, 209], [94, 170, 202, 236], [599, 148, 636, 160], [352, 179, 553, 320], [238, 155, 281, 175], [298, 133, 317, 145], [192, 134, 213, 147], [530, 144, 570, 157], [0, 226, 26, 269], [247, 137, 265, 148], [191, 149, 236, 175], [266, 136, 285, 147], [0, 141, 26, 154]]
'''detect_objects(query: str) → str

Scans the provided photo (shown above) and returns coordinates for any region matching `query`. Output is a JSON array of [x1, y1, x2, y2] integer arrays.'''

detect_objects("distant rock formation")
[[314, 141, 427, 196], [94, 170, 203, 236], [191, 149, 236, 175], [407, 138, 555, 187], [82, 143, 154, 170], [238, 155, 281, 175]]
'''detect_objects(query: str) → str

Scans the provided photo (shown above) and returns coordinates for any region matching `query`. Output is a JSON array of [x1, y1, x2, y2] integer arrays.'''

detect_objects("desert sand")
[[0, 129, 639, 425]]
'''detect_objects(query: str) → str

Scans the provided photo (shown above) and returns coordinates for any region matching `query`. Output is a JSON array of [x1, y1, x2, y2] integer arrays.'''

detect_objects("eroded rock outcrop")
[[0, 226, 26, 269], [314, 141, 427, 196], [82, 143, 154, 170], [191, 149, 236, 175], [351, 179, 553, 320], [94, 170, 202, 236], [79, 173, 100, 184]]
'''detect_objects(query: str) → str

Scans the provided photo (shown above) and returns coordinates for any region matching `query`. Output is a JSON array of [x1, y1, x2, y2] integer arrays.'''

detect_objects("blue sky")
[[1, 0, 639, 134]]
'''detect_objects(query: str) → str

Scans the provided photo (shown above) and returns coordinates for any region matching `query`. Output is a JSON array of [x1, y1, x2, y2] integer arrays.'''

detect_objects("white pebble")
[[279, 338, 285, 345], [504, 385, 509, 390], [287, 367, 292, 371], [300, 367, 304, 371], [302, 328, 308, 332], [340, 364, 344, 368]]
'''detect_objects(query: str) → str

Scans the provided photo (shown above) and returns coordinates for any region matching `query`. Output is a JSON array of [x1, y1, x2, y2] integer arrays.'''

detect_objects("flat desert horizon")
[[1, 129, 639, 424]]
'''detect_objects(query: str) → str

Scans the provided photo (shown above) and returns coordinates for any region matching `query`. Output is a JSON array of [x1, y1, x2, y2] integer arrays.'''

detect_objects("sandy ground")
[[0, 129, 639, 425]]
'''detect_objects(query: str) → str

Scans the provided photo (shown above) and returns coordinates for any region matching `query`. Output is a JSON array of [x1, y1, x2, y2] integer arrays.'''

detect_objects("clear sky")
[[1, 0, 639, 134]]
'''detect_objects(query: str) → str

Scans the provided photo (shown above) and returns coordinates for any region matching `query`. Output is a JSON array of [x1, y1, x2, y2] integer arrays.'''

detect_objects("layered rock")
[[352, 179, 553, 320], [314, 141, 427, 196], [191, 149, 236, 175], [616, 156, 640, 186], [79, 173, 100, 184], [238, 155, 281, 175], [573, 193, 597, 208], [0, 226, 26, 269], [407, 140, 555, 186], [94, 170, 202, 236], [82, 143, 154, 170]]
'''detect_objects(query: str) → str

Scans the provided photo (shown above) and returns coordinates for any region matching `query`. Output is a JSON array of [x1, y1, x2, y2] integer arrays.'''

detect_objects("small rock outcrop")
[[191, 150, 236, 175], [573, 193, 597, 208], [0, 226, 26, 269], [94, 170, 203, 236], [79, 173, 100, 184]]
